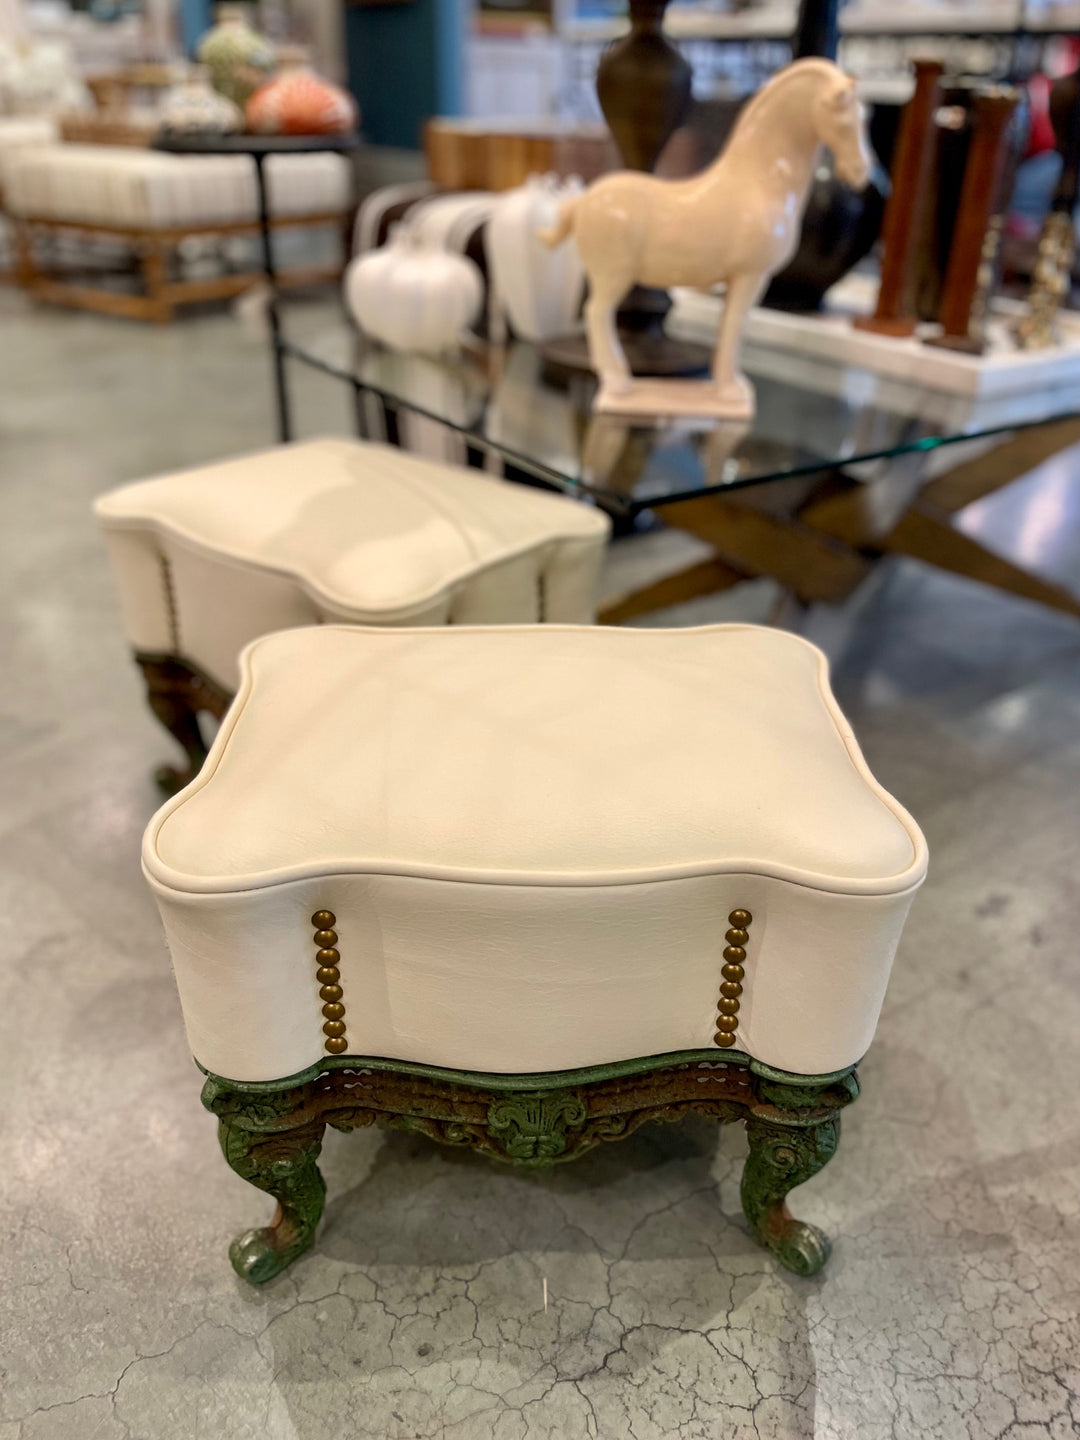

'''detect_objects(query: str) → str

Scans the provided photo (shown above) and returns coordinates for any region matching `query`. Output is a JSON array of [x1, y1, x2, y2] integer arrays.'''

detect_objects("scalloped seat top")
[[94, 438, 608, 617], [146, 623, 927, 895]]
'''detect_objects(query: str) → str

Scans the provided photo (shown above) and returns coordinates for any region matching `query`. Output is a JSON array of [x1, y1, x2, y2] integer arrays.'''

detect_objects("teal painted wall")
[[346, 0, 465, 150], [179, 0, 212, 57]]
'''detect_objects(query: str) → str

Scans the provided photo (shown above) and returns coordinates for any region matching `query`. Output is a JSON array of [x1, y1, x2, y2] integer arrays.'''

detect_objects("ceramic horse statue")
[[542, 58, 872, 418]]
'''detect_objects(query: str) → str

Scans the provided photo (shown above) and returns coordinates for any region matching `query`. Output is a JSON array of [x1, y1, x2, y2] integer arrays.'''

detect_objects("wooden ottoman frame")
[[13, 210, 348, 323], [202, 1047, 859, 1285]]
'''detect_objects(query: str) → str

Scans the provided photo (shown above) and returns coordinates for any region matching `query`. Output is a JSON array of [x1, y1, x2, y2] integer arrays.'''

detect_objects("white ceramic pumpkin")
[[485, 174, 586, 343], [344, 227, 484, 355]]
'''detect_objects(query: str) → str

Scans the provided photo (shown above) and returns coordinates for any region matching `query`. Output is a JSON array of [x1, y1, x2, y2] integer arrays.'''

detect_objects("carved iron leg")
[[146, 684, 208, 794], [202, 1075, 329, 1283], [217, 1116, 328, 1284], [197, 1055, 858, 1283], [135, 654, 232, 795], [741, 1114, 840, 1277]]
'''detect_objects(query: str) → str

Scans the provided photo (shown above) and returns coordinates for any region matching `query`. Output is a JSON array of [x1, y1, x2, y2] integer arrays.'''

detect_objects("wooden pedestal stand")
[[927, 87, 1019, 354], [855, 59, 944, 337]]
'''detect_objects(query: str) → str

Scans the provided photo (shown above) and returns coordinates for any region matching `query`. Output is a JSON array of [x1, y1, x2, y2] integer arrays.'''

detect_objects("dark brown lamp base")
[[540, 330, 711, 380], [201, 1050, 859, 1285], [543, 0, 708, 381]]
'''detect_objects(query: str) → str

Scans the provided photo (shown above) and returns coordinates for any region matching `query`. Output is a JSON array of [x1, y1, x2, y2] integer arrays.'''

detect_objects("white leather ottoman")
[[143, 622, 927, 1283], [96, 438, 610, 790]]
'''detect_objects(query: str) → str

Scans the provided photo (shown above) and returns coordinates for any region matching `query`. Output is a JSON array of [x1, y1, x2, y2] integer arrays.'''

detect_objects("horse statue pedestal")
[[544, 58, 872, 423], [595, 374, 755, 420]]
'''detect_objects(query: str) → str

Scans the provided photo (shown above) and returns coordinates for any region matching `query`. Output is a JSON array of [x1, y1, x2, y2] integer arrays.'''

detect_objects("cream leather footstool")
[[95, 438, 610, 790], [142, 623, 927, 1284]]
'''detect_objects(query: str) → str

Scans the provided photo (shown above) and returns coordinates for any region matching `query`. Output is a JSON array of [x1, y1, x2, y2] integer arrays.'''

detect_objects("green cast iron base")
[[201, 1050, 859, 1285]]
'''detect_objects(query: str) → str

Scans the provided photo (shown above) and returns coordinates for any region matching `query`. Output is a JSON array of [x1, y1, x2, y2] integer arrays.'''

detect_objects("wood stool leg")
[[140, 239, 172, 323], [741, 1114, 841, 1276], [13, 220, 37, 289]]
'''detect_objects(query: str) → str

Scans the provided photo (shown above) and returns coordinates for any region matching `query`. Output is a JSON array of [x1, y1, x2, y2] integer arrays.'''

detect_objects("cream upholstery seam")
[[143, 623, 928, 898], [97, 505, 607, 620]]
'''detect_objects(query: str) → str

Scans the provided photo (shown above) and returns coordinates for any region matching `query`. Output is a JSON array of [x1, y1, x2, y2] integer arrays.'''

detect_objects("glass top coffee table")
[[282, 313, 1080, 624]]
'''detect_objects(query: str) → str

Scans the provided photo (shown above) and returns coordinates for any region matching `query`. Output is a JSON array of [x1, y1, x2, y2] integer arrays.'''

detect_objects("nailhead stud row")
[[312, 909, 348, 1055], [714, 908, 752, 1048]]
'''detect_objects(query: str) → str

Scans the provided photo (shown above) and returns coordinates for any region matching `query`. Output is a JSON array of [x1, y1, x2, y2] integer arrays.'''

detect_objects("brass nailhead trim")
[[160, 554, 180, 654], [714, 908, 752, 1048], [312, 909, 348, 1055]]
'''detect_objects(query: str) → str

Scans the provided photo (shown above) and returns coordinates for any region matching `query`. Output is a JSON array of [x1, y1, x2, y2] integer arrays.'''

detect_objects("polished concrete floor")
[[1, 289, 1079, 1440]]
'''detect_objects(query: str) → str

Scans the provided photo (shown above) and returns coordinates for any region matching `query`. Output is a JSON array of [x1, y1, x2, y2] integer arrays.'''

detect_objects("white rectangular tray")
[[670, 275, 1080, 406]]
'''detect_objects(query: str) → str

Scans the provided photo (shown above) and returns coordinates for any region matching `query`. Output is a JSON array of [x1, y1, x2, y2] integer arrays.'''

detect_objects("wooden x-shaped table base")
[[598, 417, 1080, 626]]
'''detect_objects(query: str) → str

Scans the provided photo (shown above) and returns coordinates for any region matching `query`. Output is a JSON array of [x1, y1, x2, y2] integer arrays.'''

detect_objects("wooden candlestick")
[[855, 59, 944, 337], [927, 86, 1019, 354]]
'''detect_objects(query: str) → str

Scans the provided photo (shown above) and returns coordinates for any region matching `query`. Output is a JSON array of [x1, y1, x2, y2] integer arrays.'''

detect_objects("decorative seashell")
[[245, 49, 357, 136]]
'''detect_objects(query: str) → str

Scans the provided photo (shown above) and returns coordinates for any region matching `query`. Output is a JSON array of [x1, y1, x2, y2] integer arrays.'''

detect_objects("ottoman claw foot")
[[154, 760, 201, 797], [741, 1115, 841, 1277], [751, 1211, 831, 1278], [209, 1094, 328, 1284], [147, 704, 207, 796], [137, 656, 227, 795], [229, 1210, 320, 1285]]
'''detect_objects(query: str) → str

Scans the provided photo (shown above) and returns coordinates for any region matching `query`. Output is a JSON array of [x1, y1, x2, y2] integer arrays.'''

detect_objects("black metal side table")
[[154, 132, 361, 442]]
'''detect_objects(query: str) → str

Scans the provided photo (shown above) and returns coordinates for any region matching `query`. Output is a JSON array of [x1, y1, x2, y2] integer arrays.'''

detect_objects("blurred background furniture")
[[425, 114, 617, 191], [473, 1, 1080, 128], [95, 436, 610, 790], [142, 622, 927, 1283], [5, 137, 352, 319], [150, 132, 357, 421]]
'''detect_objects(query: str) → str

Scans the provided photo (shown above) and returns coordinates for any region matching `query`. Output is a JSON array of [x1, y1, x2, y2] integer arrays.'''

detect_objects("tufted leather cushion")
[[95, 439, 610, 687], [144, 624, 927, 1083]]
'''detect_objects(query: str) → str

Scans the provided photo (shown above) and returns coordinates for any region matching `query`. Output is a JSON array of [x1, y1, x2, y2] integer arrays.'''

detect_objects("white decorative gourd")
[[344, 228, 484, 355], [486, 174, 585, 343]]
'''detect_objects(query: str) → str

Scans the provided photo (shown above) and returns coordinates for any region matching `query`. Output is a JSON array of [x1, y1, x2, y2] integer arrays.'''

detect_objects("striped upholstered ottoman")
[[5, 142, 351, 319]]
